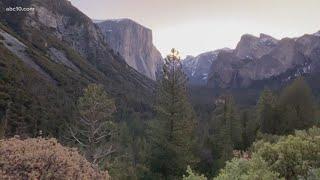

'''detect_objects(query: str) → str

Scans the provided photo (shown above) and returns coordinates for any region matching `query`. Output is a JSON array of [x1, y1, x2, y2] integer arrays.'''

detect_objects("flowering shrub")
[[0, 137, 109, 179]]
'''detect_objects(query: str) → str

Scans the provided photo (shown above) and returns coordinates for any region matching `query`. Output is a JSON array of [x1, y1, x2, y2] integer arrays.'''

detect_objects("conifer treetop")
[[167, 48, 181, 61]]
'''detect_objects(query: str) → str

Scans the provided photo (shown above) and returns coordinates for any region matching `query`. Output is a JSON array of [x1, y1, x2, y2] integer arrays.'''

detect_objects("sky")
[[69, 0, 320, 57]]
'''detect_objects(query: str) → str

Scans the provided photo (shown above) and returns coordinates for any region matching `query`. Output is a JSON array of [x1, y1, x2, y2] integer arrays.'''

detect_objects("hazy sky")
[[69, 0, 320, 57]]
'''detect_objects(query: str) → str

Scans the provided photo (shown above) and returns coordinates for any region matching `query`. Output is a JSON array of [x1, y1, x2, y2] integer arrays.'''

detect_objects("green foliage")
[[257, 78, 315, 134], [0, 41, 74, 138], [239, 109, 259, 150], [183, 166, 207, 180], [254, 126, 320, 179], [206, 95, 242, 173], [109, 119, 152, 179], [307, 168, 320, 179], [148, 49, 198, 179], [257, 89, 280, 134], [215, 96, 238, 162], [279, 77, 315, 131], [214, 127, 320, 179], [214, 155, 281, 180]]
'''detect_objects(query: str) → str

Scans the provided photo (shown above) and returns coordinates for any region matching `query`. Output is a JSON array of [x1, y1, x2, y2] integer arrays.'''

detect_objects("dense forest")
[[1, 0, 320, 179], [1, 46, 320, 179]]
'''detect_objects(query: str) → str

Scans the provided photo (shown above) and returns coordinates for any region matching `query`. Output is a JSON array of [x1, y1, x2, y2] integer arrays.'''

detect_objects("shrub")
[[214, 127, 320, 180], [183, 166, 207, 180], [0, 137, 109, 179], [214, 155, 281, 180], [254, 127, 320, 179]]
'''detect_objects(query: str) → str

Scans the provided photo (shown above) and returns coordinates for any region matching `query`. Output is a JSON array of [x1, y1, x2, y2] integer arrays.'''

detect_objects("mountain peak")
[[236, 33, 278, 59], [313, 31, 320, 37], [240, 34, 257, 41], [259, 33, 277, 40], [97, 18, 162, 80], [239, 33, 277, 41], [98, 18, 151, 31], [102, 18, 133, 23], [260, 33, 270, 38]]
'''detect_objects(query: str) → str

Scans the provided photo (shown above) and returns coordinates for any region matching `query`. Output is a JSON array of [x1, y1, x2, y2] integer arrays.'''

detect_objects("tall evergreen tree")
[[280, 77, 315, 131], [213, 95, 240, 163], [69, 84, 117, 165], [257, 89, 279, 134], [240, 110, 250, 150], [148, 49, 197, 179]]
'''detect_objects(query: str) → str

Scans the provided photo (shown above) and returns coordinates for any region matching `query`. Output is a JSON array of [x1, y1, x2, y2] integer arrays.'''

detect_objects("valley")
[[0, 0, 320, 179]]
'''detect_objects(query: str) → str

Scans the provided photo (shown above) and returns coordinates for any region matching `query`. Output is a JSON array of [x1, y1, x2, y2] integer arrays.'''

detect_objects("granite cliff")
[[207, 33, 320, 88], [97, 19, 163, 80]]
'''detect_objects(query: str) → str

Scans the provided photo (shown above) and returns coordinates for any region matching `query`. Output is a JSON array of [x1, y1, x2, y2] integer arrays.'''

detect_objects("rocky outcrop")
[[182, 48, 231, 85], [207, 33, 320, 89], [0, 28, 57, 84], [48, 47, 80, 72], [235, 33, 279, 59], [24, 0, 115, 64], [96, 19, 163, 80]]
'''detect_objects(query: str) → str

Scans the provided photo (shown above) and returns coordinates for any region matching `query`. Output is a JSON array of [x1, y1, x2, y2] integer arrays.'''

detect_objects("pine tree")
[[212, 95, 240, 164], [240, 110, 250, 150], [280, 77, 315, 131], [257, 89, 278, 134], [69, 84, 117, 165], [148, 49, 197, 179]]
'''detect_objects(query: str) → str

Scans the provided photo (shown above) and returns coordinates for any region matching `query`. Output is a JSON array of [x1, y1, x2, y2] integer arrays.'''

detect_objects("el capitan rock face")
[[97, 19, 163, 80]]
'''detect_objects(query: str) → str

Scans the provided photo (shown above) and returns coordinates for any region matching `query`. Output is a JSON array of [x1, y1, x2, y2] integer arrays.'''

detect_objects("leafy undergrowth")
[[185, 127, 320, 180]]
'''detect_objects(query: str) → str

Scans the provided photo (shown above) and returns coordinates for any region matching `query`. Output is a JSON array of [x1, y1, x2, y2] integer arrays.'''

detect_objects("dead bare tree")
[[69, 84, 117, 165]]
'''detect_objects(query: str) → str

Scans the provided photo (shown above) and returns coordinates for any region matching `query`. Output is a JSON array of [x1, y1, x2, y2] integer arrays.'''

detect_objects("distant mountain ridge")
[[96, 18, 163, 80], [234, 33, 279, 59], [208, 32, 320, 89], [182, 31, 320, 89], [182, 48, 231, 85]]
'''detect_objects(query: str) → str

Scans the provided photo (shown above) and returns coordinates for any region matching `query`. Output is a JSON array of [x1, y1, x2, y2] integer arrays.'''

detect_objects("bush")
[[254, 127, 320, 179], [214, 127, 320, 180], [214, 155, 281, 180], [0, 137, 109, 179], [183, 166, 207, 180]]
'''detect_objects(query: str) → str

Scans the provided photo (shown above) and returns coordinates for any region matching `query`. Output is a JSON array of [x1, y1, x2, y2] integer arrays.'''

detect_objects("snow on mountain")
[[182, 48, 231, 85], [313, 31, 320, 37]]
